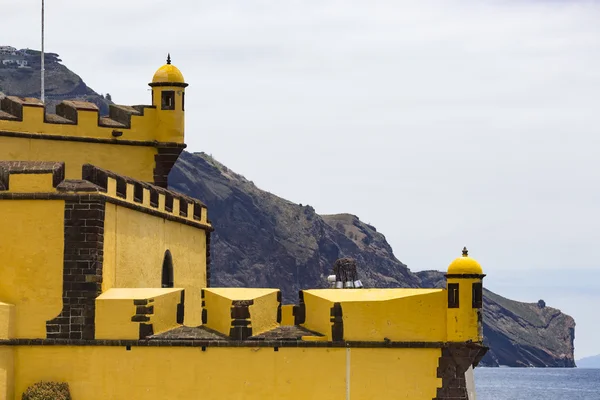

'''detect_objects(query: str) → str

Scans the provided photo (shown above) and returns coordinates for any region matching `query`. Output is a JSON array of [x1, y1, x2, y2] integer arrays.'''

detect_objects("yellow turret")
[[446, 247, 485, 342], [149, 54, 188, 144]]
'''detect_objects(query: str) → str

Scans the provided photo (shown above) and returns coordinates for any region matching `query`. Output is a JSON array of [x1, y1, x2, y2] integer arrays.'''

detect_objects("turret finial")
[[166, 53, 171, 65], [462, 247, 468, 257]]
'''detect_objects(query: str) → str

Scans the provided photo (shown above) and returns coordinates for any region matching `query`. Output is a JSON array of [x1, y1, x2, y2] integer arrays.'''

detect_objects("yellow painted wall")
[[280, 305, 295, 326], [341, 291, 447, 342], [248, 291, 279, 336], [203, 290, 233, 336], [151, 87, 185, 143], [11, 346, 442, 400], [302, 292, 334, 339], [350, 348, 441, 399], [0, 105, 173, 143], [0, 347, 14, 400], [0, 136, 156, 182], [103, 204, 206, 326], [302, 289, 449, 342], [447, 277, 482, 342], [7, 174, 54, 193], [95, 298, 138, 340], [0, 303, 15, 340], [95, 288, 183, 339], [149, 289, 183, 335], [0, 200, 64, 338]]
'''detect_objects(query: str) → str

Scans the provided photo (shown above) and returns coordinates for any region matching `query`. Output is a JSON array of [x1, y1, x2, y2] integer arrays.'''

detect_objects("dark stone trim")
[[330, 303, 344, 342], [139, 324, 154, 339], [148, 82, 189, 88], [176, 291, 185, 324], [131, 298, 156, 333], [230, 300, 253, 340], [201, 289, 208, 324], [0, 192, 213, 232], [153, 146, 184, 188], [0, 339, 453, 348], [276, 291, 282, 324], [136, 306, 154, 314], [46, 197, 106, 340], [445, 274, 486, 279], [0, 129, 187, 149], [293, 291, 306, 325], [433, 343, 488, 400]]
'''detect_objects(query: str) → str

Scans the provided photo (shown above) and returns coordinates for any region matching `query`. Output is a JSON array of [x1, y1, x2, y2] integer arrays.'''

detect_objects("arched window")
[[162, 250, 174, 288]]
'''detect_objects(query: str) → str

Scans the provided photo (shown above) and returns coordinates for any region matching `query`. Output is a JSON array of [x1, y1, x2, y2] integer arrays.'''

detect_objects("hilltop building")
[[0, 57, 487, 399]]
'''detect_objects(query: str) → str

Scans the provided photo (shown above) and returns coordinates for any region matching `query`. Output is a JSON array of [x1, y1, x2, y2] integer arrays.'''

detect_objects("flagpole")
[[41, 0, 45, 103]]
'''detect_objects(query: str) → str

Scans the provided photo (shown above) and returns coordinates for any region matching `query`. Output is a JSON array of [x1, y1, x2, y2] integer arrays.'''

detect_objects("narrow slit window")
[[179, 199, 188, 217], [133, 184, 143, 203], [448, 283, 459, 308], [165, 193, 174, 212], [193, 203, 202, 221], [162, 250, 174, 288], [182, 92, 185, 111], [150, 190, 159, 208], [116, 177, 127, 199], [161, 90, 175, 110], [472, 282, 483, 309]]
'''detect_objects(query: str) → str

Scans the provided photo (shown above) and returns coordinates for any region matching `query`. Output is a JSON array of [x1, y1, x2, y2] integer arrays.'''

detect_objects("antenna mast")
[[41, 0, 45, 103]]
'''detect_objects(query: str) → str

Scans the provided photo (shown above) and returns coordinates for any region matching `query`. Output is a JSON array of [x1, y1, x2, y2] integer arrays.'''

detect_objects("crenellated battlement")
[[0, 161, 65, 192], [82, 164, 210, 226], [0, 161, 211, 230], [0, 96, 173, 144]]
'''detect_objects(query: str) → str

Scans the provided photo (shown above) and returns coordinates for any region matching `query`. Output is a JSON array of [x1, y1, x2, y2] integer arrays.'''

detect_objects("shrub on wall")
[[22, 381, 71, 400]]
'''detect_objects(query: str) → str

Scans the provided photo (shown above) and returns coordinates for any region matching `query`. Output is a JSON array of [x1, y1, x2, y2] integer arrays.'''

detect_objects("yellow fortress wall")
[[0, 57, 488, 399], [0, 196, 64, 339], [0, 135, 158, 182], [103, 204, 207, 327], [10, 346, 443, 400]]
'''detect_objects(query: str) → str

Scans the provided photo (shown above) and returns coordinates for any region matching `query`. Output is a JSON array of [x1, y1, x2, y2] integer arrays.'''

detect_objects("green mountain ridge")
[[2, 51, 577, 368]]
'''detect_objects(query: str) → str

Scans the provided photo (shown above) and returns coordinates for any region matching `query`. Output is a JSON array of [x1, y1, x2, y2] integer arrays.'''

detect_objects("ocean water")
[[475, 368, 600, 400]]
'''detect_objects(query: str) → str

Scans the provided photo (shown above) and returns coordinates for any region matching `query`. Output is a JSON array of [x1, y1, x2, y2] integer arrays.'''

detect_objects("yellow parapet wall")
[[0, 347, 14, 400], [95, 288, 184, 340], [301, 289, 447, 342], [0, 303, 15, 340], [0, 135, 160, 183], [9, 346, 443, 400], [202, 288, 280, 339], [280, 305, 295, 326], [0, 199, 65, 339]]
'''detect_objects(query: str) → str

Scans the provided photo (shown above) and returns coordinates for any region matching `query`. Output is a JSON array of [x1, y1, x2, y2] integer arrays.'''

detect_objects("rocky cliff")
[[170, 151, 576, 367], [170, 151, 420, 302], [417, 271, 576, 367]]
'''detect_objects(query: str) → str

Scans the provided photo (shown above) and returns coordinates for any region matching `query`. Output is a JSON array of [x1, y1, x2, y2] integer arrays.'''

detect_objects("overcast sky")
[[4, 0, 600, 359]]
